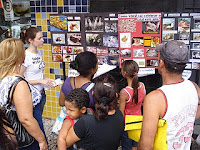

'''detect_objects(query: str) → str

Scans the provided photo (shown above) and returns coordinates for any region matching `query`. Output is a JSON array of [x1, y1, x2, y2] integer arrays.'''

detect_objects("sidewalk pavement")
[[43, 118, 200, 150]]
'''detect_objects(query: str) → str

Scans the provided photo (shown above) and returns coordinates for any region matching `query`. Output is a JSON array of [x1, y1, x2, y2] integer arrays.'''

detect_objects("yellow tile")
[[42, 26, 48, 32], [42, 19, 47, 25], [36, 13, 41, 19], [47, 112, 52, 116], [50, 63, 54, 68], [36, 19, 41, 25], [57, 0, 63, 6], [43, 111, 47, 116], [47, 32, 51, 38], [50, 74, 55, 79]]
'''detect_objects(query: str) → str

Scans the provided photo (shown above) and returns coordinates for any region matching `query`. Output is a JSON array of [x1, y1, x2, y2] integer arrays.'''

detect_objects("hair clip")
[[133, 72, 138, 76], [103, 83, 112, 87]]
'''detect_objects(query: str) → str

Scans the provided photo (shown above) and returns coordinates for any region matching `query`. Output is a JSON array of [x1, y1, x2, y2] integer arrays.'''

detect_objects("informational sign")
[[118, 13, 162, 70], [50, 13, 119, 67], [163, 13, 200, 69], [1, 0, 14, 21]]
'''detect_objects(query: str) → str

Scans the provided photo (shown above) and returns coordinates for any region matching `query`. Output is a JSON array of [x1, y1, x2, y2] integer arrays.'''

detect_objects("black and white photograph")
[[85, 16, 104, 32]]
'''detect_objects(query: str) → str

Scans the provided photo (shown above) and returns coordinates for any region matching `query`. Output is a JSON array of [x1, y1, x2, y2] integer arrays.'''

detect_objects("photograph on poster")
[[103, 34, 118, 47], [194, 19, 200, 29], [162, 33, 174, 41], [108, 48, 119, 56], [178, 18, 190, 33], [133, 59, 145, 67], [179, 33, 190, 40], [74, 47, 84, 54], [193, 33, 200, 40], [50, 16, 68, 31], [52, 45, 62, 53], [63, 54, 74, 62], [120, 33, 131, 48], [146, 48, 158, 57], [193, 43, 200, 49], [146, 59, 158, 67], [144, 37, 152, 47], [105, 22, 118, 33], [108, 56, 119, 66], [97, 47, 108, 56], [118, 19, 136, 32], [151, 37, 160, 47], [86, 33, 102, 46], [192, 51, 200, 59], [142, 21, 160, 34], [85, 16, 104, 32], [97, 56, 109, 65], [163, 18, 175, 31], [52, 33, 66, 44], [86, 46, 97, 53], [132, 37, 144, 46], [62, 46, 73, 54], [120, 49, 131, 57], [133, 49, 144, 57], [192, 62, 200, 69], [68, 21, 81, 32], [52, 53, 63, 62], [67, 33, 81, 45]]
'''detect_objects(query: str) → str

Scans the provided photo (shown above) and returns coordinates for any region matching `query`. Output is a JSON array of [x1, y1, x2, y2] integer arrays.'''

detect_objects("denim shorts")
[[122, 131, 138, 150]]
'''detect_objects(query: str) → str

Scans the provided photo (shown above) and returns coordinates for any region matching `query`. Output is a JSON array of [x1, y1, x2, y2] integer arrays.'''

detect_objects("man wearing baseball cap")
[[138, 40, 200, 150]]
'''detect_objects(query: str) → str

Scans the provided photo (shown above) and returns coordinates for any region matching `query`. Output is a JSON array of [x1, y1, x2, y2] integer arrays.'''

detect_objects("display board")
[[49, 13, 119, 66], [162, 13, 200, 69], [118, 12, 162, 72]]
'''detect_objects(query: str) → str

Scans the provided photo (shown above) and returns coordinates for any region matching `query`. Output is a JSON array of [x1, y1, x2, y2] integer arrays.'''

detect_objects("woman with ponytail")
[[119, 60, 146, 150], [62, 74, 124, 150]]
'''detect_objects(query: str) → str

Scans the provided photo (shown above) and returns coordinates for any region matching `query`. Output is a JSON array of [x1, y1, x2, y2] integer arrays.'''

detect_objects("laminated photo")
[[163, 18, 175, 31]]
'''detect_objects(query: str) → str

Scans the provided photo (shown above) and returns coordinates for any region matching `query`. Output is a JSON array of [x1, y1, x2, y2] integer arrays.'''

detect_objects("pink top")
[[123, 82, 146, 116]]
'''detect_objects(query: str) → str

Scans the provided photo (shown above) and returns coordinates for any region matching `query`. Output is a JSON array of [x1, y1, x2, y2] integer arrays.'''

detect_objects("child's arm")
[[57, 119, 72, 150], [119, 89, 127, 116]]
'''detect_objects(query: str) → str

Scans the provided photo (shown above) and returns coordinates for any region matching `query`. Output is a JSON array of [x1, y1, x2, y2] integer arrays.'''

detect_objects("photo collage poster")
[[118, 12, 162, 70], [85, 13, 119, 66], [50, 14, 84, 62], [162, 13, 200, 69], [50, 13, 119, 66]]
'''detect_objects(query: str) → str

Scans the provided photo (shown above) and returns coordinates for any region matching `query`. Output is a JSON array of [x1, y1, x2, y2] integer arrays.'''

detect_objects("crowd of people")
[[0, 26, 200, 150]]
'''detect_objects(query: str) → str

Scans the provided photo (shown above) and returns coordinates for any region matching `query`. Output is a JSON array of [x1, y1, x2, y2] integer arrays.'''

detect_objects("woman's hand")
[[41, 78, 56, 88]]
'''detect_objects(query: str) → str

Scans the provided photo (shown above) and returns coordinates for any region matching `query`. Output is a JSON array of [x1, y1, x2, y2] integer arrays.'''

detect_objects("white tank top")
[[159, 79, 198, 150]]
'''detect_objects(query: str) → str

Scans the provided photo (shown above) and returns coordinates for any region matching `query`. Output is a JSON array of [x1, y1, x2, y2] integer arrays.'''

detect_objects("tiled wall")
[[30, 0, 90, 119]]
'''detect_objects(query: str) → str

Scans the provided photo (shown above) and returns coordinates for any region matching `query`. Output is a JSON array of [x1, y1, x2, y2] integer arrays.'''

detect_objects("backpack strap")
[[85, 83, 95, 92]]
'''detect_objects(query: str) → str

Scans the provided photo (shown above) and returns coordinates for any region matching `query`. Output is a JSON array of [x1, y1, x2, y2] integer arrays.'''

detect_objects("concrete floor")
[[43, 118, 200, 150]]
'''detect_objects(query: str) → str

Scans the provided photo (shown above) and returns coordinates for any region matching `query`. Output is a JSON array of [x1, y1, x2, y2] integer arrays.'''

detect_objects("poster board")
[[162, 13, 200, 70], [50, 13, 119, 66], [118, 12, 162, 73]]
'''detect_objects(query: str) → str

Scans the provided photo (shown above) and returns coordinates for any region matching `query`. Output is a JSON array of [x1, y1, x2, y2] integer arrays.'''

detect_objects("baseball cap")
[[156, 40, 189, 64]]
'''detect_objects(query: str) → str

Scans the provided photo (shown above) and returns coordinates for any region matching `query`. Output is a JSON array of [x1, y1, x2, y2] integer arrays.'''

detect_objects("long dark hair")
[[121, 60, 139, 104], [0, 109, 17, 150], [70, 51, 97, 77], [93, 74, 118, 120]]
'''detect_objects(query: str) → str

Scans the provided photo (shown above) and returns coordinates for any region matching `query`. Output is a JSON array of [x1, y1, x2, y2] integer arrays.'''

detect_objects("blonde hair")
[[0, 38, 25, 80]]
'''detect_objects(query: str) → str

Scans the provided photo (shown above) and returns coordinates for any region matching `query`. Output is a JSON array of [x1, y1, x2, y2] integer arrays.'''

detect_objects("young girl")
[[57, 88, 93, 150], [20, 27, 55, 114], [62, 74, 124, 150], [59, 51, 98, 109], [119, 60, 146, 150]]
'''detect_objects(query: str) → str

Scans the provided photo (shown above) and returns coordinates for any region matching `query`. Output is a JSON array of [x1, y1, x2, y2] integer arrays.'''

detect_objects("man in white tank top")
[[138, 40, 200, 150]]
